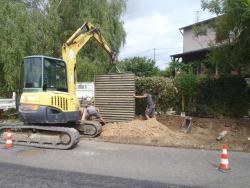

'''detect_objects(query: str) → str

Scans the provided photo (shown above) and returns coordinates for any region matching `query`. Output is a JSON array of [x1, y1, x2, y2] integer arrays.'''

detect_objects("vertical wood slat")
[[95, 74, 135, 123]]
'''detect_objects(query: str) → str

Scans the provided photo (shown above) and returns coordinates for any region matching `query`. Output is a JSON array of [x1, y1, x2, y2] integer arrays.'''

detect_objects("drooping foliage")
[[0, 0, 126, 97], [56, 0, 126, 77]]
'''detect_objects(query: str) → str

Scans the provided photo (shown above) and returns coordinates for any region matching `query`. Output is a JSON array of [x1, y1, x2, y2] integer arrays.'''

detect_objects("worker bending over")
[[83, 103, 105, 125]]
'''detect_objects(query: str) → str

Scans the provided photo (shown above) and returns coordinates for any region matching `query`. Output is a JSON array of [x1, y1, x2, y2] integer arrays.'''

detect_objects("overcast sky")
[[118, 0, 214, 70]]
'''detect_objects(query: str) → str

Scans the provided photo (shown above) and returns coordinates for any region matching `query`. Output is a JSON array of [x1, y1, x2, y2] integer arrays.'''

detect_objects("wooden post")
[[181, 94, 185, 112]]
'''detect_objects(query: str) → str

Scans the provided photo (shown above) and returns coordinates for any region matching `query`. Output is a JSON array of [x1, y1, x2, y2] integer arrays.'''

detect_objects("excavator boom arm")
[[62, 22, 116, 95]]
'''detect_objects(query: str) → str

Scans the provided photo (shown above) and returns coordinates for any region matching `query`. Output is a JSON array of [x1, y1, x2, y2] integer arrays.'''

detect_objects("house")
[[170, 17, 219, 75]]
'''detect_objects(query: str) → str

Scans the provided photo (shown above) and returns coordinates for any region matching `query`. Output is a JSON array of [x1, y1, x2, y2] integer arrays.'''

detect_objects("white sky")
[[118, 0, 214, 70]]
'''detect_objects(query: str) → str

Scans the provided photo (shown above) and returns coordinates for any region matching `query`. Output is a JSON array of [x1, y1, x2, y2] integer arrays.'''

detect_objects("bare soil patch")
[[95, 115, 250, 152]]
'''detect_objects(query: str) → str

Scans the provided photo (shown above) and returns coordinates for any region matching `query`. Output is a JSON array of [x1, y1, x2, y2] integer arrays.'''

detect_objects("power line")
[[119, 47, 182, 68], [119, 49, 152, 58], [119, 47, 182, 57], [152, 47, 182, 51]]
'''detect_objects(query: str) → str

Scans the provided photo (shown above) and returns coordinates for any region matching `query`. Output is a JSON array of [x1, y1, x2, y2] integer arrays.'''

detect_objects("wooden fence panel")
[[95, 74, 135, 122]]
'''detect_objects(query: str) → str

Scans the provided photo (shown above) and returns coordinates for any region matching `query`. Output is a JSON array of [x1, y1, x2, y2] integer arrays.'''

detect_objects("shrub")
[[175, 72, 198, 113], [196, 75, 249, 118], [135, 77, 178, 115], [135, 75, 249, 118]]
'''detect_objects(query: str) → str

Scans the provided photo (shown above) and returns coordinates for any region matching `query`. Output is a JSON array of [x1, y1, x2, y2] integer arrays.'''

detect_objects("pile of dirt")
[[100, 118, 199, 147], [95, 116, 250, 151], [101, 118, 175, 137]]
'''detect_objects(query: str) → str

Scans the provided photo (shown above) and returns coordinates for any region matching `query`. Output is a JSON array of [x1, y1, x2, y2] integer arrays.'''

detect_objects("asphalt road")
[[0, 162, 194, 188], [0, 141, 249, 188]]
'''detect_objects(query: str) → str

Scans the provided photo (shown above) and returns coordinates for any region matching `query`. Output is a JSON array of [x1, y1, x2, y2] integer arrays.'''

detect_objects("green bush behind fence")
[[135, 76, 250, 118]]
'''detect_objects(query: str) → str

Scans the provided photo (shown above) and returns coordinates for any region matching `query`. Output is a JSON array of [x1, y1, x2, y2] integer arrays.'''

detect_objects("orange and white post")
[[5, 130, 13, 149]]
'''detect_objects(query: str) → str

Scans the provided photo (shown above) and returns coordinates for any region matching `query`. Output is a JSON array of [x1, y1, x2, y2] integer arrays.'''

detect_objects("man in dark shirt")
[[133, 90, 155, 120]]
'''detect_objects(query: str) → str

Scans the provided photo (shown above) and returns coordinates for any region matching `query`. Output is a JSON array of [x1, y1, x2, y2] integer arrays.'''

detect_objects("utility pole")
[[153, 48, 156, 62], [194, 10, 201, 23]]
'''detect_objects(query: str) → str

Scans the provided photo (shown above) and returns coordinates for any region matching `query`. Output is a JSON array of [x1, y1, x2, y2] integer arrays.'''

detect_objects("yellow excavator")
[[0, 22, 117, 149]]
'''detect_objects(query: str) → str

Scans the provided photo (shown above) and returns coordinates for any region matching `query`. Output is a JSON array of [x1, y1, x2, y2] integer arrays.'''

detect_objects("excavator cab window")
[[43, 58, 68, 92], [23, 57, 42, 89], [23, 56, 68, 92]]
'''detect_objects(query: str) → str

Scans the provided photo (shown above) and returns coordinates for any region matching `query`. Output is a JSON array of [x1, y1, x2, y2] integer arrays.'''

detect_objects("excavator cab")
[[19, 55, 81, 125], [22, 56, 68, 92]]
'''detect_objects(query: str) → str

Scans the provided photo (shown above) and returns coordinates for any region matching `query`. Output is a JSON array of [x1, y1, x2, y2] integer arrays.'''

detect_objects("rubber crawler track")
[[0, 124, 80, 149], [77, 120, 102, 138]]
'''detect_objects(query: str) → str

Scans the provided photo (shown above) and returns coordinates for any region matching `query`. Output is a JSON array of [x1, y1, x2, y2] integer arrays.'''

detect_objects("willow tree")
[[0, 1, 40, 96], [0, 0, 126, 96], [56, 0, 126, 81]]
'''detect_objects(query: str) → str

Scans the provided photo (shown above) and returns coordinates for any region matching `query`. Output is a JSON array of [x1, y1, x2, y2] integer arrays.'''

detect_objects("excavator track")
[[0, 124, 80, 149], [76, 120, 102, 138]]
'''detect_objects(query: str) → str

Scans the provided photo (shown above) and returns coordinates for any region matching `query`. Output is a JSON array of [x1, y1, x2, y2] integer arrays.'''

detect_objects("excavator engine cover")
[[19, 106, 81, 124]]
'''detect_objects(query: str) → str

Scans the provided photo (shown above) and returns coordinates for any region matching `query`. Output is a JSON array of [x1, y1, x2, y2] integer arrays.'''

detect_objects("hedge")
[[195, 75, 249, 118], [135, 77, 178, 115], [135, 76, 249, 118]]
